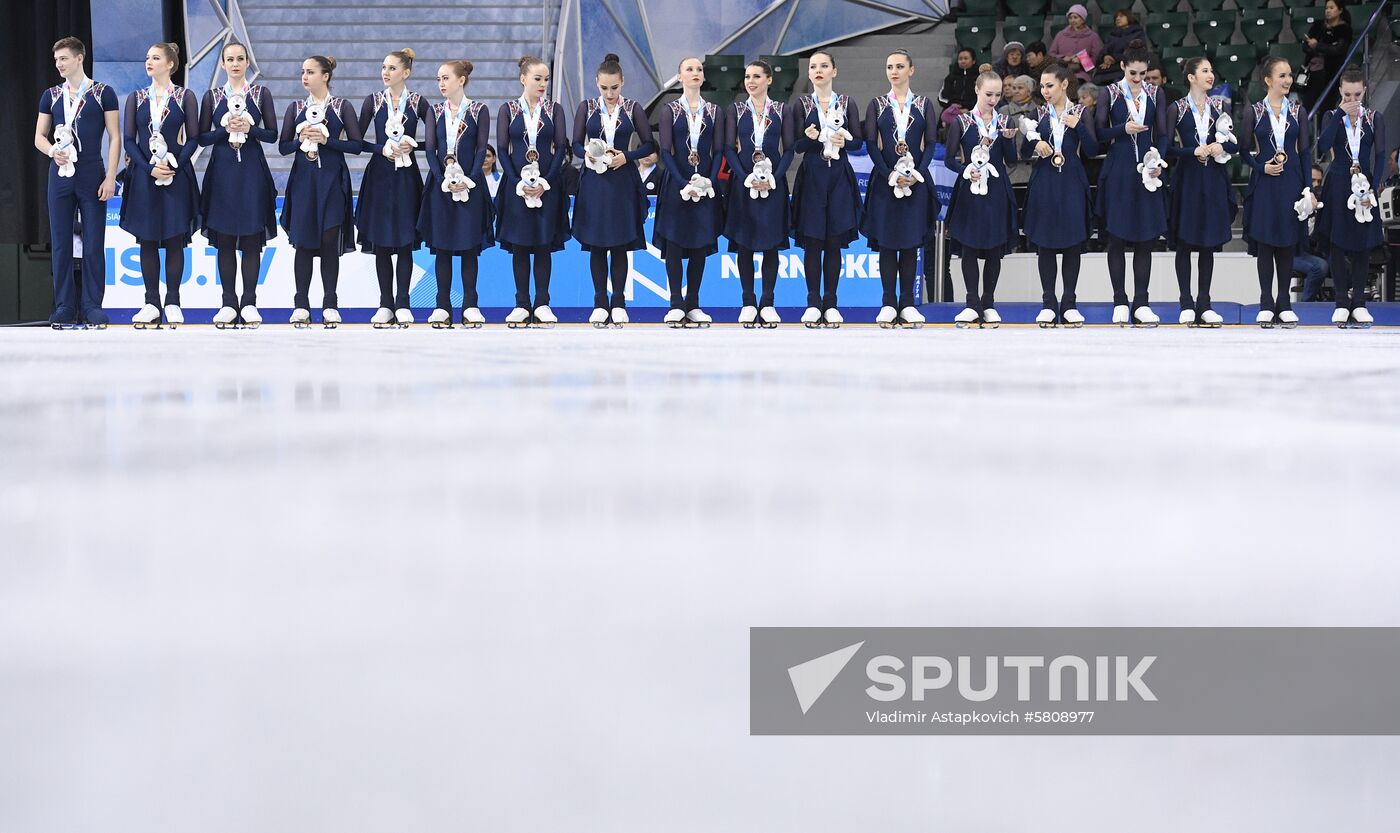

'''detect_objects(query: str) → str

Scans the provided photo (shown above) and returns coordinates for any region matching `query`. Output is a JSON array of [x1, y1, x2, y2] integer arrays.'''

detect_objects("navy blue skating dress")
[[120, 85, 201, 245], [1240, 98, 1311, 255], [418, 98, 494, 255], [356, 89, 428, 252], [571, 97, 653, 251], [1165, 95, 1238, 251], [1021, 101, 1099, 251], [495, 99, 571, 253], [197, 84, 278, 243], [653, 96, 724, 257], [1094, 81, 1169, 243], [862, 92, 939, 251], [279, 96, 363, 253], [790, 93, 863, 247], [1314, 107, 1386, 256], [943, 109, 1019, 253], [723, 98, 794, 253]]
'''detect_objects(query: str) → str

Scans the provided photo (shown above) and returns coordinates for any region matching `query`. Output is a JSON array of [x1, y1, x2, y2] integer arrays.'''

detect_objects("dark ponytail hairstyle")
[[1040, 63, 1073, 86], [1182, 56, 1211, 83], [1120, 48, 1151, 70], [746, 59, 772, 77], [309, 55, 337, 86], [1259, 54, 1290, 83], [597, 52, 622, 77], [1338, 66, 1366, 87]]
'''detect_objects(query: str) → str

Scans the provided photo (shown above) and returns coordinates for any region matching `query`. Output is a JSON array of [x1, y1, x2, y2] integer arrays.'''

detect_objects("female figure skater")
[[418, 59, 492, 328], [723, 59, 793, 328], [862, 49, 938, 329], [943, 70, 1020, 328], [1314, 68, 1386, 328], [1165, 57, 1236, 328], [496, 55, 570, 327], [1095, 48, 1167, 327], [791, 51, 862, 326], [121, 42, 200, 329], [279, 55, 362, 328], [198, 40, 277, 329], [1241, 55, 1313, 328], [1022, 64, 1097, 327], [654, 56, 723, 327], [571, 53, 653, 327]]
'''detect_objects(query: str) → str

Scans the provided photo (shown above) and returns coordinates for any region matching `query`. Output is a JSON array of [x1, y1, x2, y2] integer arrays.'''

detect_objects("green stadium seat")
[[1212, 43, 1260, 89], [1241, 8, 1285, 42], [1004, 0, 1048, 15], [1002, 16, 1045, 42], [1098, 13, 1117, 40], [1189, 0, 1227, 11], [1290, 7, 1325, 42], [956, 16, 998, 52], [1159, 45, 1196, 88], [1234, 0, 1272, 10], [1392, 17, 1400, 42], [1141, 0, 1181, 13], [760, 54, 799, 101], [701, 54, 744, 106], [1146, 12, 1191, 48], [1193, 10, 1237, 47], [1270, 42, 1306, 77], [1050, 0, 1077, 12], [961, 0, 999, 13], [1350, 4, 1382, 41]]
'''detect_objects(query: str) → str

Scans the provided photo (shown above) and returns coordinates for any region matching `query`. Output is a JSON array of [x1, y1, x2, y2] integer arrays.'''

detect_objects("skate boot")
[[685, 308, 712, 328], [664, 308, 686, 328], [1199, 309, 1222, 328], [82, 308, 109, 329], [1063, 308, 1085, 328], [1037, 308, 1057, 328], [240, 305, 262, 328], [801, 306, 821, 328], [1112, 304, 1130, 326], [463, 307, 485, 328], [1332, 307, 1350, 328], [132, 304, 162, 329], [954, 307, 979, 329], [610, 308, 629, 327], [876, 306, 898, 329], [899, 306, 926, 329], [589, 307, 610, 328], [1132, 306, 1158, 328], [48, 306, 78, 330], [758, 306, 781, 328], [1256, 310, 1275, 328], [213, 306, 238, 329], [290, 307, 312, 328], [1179, 309, 1196, 327], [322, 308, 341, 328], [164, 305, 183, 328], [532, 305, 558, 328], [371, 307, 395, 329], [506, 307, 531, 328], [394, 308, 414, 328], [981, 308, 1001, 329], [1351, 307, 1373, 329], [428, 308, 452, 329], [1277, 310, 1299, 329], [823, 308, 843, 328], [738, 305, 758, 329]]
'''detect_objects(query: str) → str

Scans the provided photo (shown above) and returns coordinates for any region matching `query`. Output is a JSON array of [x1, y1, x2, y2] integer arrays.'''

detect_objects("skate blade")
[[666, 321, 685, 329], [1038, 322, 1055, 329], [983, 323, 999, 329], [431, 322, 454, 330], [592, 322, 609, 329], [372, 323, 395, 330], [461, 322, 484, 329], [954, 322, 976, 329], [1131, 323, 1158, 328], [132, 323, 162, 330], [323, 323, 338, 329], [824, 322, 841, 329], [742, 322, 758, 329], [878, 322, 898, 329], [1280, 323, 1298, 330], [900, 322, 925, 330], [610, 322, 624, 329], [761, 322, 779, 329]]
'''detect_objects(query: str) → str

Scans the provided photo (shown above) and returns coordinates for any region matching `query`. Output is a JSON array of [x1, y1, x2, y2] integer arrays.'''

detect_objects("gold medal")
[[1052, 152, 1065, 169], [688, 150, 699, 167], [752, 150, 765, 164], [525, 146, 539, 163], [981, 137, 993, 147], [1351, 163, 1361, 175], [895, 140, 909, 156], [1273, 150, 1287, 166]]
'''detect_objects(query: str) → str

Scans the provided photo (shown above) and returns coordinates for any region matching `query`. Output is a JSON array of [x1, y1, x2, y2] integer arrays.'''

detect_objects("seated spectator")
[[1092, 54, 1124, 86], [1050, 4, 1103, 83], [1145, 65, 1183, 107], [1298, 164, 1331, 301], [1025, 41, 1049, 80], [1104, 9, 1149, 62], [999, 77, 1040, 185], [938, 47, 979, 113], [994, 41, 1027, 81], [1077, 82, 1100, 111]]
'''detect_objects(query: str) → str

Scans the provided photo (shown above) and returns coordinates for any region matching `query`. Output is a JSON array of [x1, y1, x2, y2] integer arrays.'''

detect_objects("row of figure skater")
[[36, 38, 1388, 331]]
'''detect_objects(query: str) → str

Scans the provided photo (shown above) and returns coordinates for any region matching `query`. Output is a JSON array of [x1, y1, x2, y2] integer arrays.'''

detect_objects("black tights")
[[1174, 248, 1214, 313], [139, 237, 186, 306], [665, 247, 706, 310], [737, 248, 778, 309], [589, 247, 628, 309], [1036, 248, 1081, 313], [375, 246, 414, 309], [434, 252, 480, 310], [293, 226, 343, 310], [1255, 243, 1294, 313], [802, 240, 842, 309], [214, 233, 262, 307], [878, 248, 918, 308], [1106, 235, 1152, 309], [512, 251, 552, 309], [1329, 248, 1370, 309], [960, 247, 1002, 312]]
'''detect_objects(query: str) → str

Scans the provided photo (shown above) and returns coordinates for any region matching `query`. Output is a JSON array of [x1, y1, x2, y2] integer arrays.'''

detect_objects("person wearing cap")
[[993, 42, 1026, 82], [1050, 4, 1103, 83]]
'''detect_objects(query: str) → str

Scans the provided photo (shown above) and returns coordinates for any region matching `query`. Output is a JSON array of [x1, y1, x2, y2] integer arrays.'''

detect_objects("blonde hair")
[[389, 47, 416, 69]]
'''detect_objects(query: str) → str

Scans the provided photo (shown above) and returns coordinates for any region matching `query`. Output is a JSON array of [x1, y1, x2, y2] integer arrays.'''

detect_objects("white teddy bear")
[[744, 157, 775, 199], [296, 101, 330, 160], [382, 107, 417, 169], [584, 137, 611, 175], [1137, 146, 1168, 192], [1348, 171, 1376, 224], [1211, 112, 1235, 164], [1294, 188, 1322, 221], [962, 143, 998, 196], [680, 173, 715, 202], [515, 160, 550, 208], [441, 155, 474, 203], [148, 133, 177, 186], [888, 152, 925, 199], [221, 91, 249, 145], [820, 111, 853, 161], [1019, 115, 1042, 144], [52, 123, 76, 178]]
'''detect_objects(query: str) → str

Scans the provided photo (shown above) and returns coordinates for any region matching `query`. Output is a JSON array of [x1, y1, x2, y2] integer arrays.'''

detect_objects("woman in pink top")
[[1050, 4, 1103, 83]]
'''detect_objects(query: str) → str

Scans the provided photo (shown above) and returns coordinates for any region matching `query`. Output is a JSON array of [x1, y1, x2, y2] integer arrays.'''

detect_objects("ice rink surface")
[[2, 323, 1399, 832]]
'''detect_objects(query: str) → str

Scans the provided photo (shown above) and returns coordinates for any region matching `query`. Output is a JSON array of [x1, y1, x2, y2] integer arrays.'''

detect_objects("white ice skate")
[[213, 306, 238, 328], [371, 307, 394, 329], [290, 307, 312, 328], [240, 305, 262, 328], [664, 308, 686, 328], [954, 307, 979, 329], [899, 306, 925, 328], [589, 307, 610, 328], [132, 303, 161, 329], [1179, 309, 1196, 326], [685, 308, 712, 328], [758, 306, 781, 328], [876, 305, 898, 328], [506, 307, 531, 328], [1199, 309, 1222, 328], [1037, 308, 1057, 328], [462, 307, 485, 328], [394, 308, 414, 328], [164, 305, 183, 327], [1332, 307, 1350, 328], [1256, 310, 1275, 328], [1133, 306, 1159, 328], [428, 308, 452, 329], [322, 308, 341, 328], [1277, 310, 1299, 329], [1112, 304, 1130, 325], [1351, 307, 1373, 329], [982, 308, 1001, 328], [823, 308, 843, 328], [532, 305, 557, 327], [738, 305, 758, 328], [801, 306, 821, 328], [1063, 308, 1085, 328], [610, 308, 629, 327]]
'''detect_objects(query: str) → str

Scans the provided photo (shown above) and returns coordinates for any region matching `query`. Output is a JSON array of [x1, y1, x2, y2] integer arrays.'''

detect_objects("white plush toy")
[[820, 111, 853, 161], [1019, 115, 1042, 144], [888, 152, 925, 199], [441, 155, 474, 203], [52, 124, 76, 178], [515, 160, 550, 208], [744, 157, 775, 199], [1137, 146, 1168, 192], [148, 133, 177, 186], [962, 143, 998, 196], [1348, 171, 1376, 224], [221, 91, 249, 145], [382, 107, 417, 169], [584, 137, 611, 174], [296, 101, 330, 160], [1294, 188, 1322, 221], [1211, 112, 1235, 164], [680, 173, 715, 202]]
